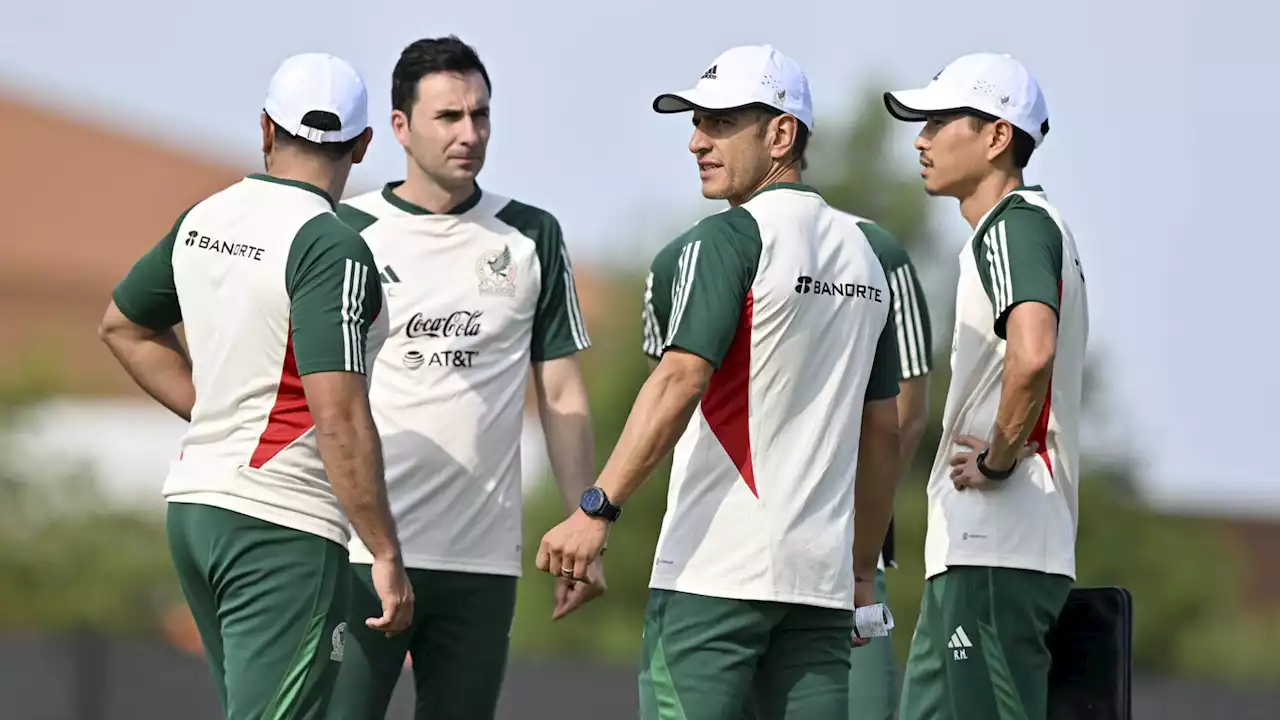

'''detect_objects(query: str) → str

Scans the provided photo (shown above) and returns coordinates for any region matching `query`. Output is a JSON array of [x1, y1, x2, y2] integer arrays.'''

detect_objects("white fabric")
[[653, 44, 814, 131], [885, 52, 1049, 147], [263, 53, 369, 143]]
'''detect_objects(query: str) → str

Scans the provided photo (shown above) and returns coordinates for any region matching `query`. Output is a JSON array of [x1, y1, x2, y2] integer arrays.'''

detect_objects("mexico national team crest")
[[476, 245, 517, 297], [330, 621, 346, 662]]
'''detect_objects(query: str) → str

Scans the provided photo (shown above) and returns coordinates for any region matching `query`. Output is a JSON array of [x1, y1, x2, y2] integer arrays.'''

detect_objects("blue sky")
[[2, 0, 1276, 515]]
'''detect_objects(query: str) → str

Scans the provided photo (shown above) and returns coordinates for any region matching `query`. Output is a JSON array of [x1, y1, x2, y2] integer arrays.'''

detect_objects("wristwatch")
[[975, 449, 1016, 481], [579, 486, 622, 522]]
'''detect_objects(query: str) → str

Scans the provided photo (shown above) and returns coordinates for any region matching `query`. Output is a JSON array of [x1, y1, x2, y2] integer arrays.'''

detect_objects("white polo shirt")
[[925, 185, 1089, 581], [641, 182, 900, 611], [338, 183, 590, 575], [112, 174, 389, 547]]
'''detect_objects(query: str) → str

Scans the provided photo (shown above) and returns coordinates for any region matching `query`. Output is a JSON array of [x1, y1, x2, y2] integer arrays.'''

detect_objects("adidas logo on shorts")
[[947, 625, 973, 660]]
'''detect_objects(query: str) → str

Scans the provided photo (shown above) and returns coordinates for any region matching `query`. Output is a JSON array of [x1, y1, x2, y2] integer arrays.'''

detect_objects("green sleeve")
[[497, 201, 591, 363], [641, 244, 679, 360], [865, 314, 901, 401], [336, 202, 379, 233], [860, 221, 933, 380], [973, 204, 1063, 339], [111, 209, 190, 331], [647, 208, 762, 368], [285, 214, 384, 376]]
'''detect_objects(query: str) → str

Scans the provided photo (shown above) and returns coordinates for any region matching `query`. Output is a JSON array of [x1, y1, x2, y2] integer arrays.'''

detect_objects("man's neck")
[[266, 158, 348, 204], [731, 164, 802, 207], [395, 168, 476, 214], [958, 170, 1024, 229]]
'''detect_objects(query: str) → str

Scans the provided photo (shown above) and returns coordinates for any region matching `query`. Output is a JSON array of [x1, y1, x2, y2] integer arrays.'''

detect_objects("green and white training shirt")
[[865, 226, 933, 571], [113, 174, 389, 547], [337, 183, 590, 576], [926, 185, 1089, 581], [642, 182, 900, 611]]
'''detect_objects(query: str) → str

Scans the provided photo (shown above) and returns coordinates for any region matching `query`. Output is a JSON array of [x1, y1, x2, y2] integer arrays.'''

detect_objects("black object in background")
[[1047, 586, 1134, 720]]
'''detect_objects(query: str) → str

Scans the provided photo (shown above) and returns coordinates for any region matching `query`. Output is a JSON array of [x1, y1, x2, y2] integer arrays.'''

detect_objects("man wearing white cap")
[[535, 44, 904, 719], [98, 52, 413, 719], [883, 52, 1089, 720]]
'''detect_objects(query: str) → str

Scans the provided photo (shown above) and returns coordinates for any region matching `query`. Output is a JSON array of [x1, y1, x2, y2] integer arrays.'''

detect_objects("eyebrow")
[[435, 104, 490, 116]]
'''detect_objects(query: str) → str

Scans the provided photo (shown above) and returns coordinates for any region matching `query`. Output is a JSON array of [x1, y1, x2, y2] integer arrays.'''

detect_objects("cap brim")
[[653, 87, 758, 115], [883, 88, 951, 122]]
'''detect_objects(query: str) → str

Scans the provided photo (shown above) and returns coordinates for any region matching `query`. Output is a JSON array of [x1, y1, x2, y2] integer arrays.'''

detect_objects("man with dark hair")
[[883, 52, 1090, 720], [98, 53, 413, 720], [327, 36, 597, 720], [536, 44, 903, 720]]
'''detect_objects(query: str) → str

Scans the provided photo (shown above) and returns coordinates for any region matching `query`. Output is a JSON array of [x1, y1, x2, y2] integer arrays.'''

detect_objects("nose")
[[914, 131, 929, 152], [457, 116, 480, 146], [688, 127, 712, 155]]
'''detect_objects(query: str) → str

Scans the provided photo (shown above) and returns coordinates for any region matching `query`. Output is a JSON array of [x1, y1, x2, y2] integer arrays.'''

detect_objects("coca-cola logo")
[[405, 310, 483, 339]]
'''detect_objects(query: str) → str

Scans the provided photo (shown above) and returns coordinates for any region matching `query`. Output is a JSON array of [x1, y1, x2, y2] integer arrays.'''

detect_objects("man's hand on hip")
[[949, 435, 1039, 491]]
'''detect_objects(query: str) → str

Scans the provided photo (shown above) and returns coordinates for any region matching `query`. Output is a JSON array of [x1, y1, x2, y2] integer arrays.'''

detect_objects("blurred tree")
[[0, 357, 179, 637], [511, 84, 1280, 687], [806, 80, 938, 257]]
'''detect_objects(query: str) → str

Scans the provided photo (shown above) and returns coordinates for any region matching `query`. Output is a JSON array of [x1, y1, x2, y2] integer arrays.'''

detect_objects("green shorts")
[[326, 565, 518, 720], [640, 589, 853, 720], [166, 502, 351, 720], [846, 569, 897, 720], [898, 566, 1071, 720]]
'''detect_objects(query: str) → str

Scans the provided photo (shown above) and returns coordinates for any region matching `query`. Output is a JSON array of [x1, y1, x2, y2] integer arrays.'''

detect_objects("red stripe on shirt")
[[1026, 281, 1062, 477], [701, 291, 757, 496], [249, 333, 313, 468]]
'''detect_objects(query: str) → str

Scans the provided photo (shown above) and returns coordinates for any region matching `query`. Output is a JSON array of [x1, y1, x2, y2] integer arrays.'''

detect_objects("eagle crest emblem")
[[476, 245, 517, 296]]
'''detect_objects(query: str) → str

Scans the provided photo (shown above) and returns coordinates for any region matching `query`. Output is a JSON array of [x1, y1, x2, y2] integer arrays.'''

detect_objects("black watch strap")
[[596, 499, 622, 522], [976, 449, 1016, 480]]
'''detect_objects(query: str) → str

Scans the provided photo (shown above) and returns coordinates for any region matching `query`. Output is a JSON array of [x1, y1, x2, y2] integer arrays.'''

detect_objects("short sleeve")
[[496, 201, 591, 363], [650, 209, 762, 369], [973, 204, 1064, 339], [285, 214, 384, 376], [112, 208, 191, 331], [864, 314, 901, 401], [860, 222, 933, 380]]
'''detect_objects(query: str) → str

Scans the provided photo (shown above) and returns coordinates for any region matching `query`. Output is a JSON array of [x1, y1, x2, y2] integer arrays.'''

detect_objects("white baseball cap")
[[884, 53, 1049, 147], [653, 44, 814, 131], [263, 53, 369, 143]]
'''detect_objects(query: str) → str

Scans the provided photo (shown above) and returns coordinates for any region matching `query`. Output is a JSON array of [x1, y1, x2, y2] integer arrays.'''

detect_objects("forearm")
[[541, 402, 597, 515], [987, 351, 1053, 467], [853, 424, 900, 579], [895, 377, 930, 475], [594, 366, 703, 506], [101, 330, 195, 421], [316, 405, 401, 562]]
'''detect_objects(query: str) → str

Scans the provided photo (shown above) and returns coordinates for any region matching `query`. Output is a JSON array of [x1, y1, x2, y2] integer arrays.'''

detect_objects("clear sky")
[[2, 0, 1276, 515]]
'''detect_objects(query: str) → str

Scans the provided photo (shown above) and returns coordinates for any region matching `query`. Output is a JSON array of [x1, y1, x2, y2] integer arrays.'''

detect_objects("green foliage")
[[807, 81, 937, 257], [0, 364, 178, 637], [511, 274, 670, 658]]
